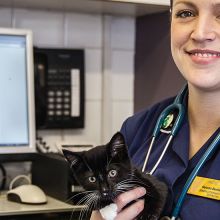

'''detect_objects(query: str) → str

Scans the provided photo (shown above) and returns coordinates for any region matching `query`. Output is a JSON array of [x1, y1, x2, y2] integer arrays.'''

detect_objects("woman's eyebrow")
[[174, 1, 220, 10], [173, 1, 196, 8]]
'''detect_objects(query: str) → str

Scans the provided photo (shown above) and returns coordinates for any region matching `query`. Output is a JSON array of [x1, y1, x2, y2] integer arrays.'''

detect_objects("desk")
[[0, 193, 85, 220]]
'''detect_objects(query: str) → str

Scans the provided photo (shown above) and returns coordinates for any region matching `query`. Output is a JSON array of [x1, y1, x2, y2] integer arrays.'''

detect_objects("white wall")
[[0, 7, 135, 150]]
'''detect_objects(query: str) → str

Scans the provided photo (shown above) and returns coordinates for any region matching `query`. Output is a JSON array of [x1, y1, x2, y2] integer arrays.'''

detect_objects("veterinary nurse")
[[91, 0, 220, 219]]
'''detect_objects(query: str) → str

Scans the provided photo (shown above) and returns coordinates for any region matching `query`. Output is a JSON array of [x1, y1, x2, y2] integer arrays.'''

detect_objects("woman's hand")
[[90, 210, 104, 220], [114, 187, 146, 220], [90, 187, 146, 220]]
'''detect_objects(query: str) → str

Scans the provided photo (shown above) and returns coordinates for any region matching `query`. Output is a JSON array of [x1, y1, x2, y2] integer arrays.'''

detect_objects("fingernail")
[[138, 187, 146, 195]]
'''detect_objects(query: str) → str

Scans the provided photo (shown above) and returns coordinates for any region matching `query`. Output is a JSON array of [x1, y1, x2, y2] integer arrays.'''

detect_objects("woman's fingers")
[[115, 199, 145, 220], [90, 187, 146, 220], [115, 187, 146, 211], [90, 210, 104, 220]]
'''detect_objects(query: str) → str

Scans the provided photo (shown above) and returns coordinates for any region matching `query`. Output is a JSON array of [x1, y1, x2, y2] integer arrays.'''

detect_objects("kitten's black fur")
[[62, 132, 167, 220]]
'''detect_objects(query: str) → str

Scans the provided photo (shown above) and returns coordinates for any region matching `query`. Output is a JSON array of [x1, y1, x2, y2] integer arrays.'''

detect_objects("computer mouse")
[[7, 184, 47, 205]]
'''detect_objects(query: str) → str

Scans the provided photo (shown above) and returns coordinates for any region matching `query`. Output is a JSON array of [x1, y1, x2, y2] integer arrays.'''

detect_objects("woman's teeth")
[[192, 52, 220, 58]]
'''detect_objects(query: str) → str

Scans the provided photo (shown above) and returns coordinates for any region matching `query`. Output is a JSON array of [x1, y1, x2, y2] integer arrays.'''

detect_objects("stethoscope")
[[141, 85, 220, 220]]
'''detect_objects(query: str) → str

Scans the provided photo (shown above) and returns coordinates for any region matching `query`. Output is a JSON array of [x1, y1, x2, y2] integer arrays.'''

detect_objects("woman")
[[91, 0, 220, 219]]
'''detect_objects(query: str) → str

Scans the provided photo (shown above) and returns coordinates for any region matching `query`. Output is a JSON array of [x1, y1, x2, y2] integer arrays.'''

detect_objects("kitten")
[[62, 132, 168, 220]]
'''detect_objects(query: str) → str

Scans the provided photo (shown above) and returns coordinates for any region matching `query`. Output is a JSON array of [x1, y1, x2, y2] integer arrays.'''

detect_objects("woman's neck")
[[187, 85, 220, 159]]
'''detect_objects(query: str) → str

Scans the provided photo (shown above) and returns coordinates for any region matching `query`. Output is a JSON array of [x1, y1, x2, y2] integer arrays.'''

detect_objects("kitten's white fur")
[[100, 203, 118, 220]]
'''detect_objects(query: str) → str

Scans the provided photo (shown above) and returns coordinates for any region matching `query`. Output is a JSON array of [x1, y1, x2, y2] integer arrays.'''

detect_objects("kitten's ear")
[[108, 132, 128, 159], [62, 149, 82, 168]]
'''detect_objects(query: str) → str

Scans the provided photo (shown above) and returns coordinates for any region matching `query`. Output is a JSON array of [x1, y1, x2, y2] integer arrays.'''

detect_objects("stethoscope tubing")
[[171, 131, 220, 219], [150, 135, 173, 175], [142, 135, 174, 175], [142, 85, 220, 219], [142, 136, 156, 173]]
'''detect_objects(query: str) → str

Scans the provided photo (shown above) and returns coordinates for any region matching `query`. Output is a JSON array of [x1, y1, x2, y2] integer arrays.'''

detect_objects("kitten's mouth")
[[99, 191, 114, 204], [102, 192, 108, 197], [100, 193, 112, 201]]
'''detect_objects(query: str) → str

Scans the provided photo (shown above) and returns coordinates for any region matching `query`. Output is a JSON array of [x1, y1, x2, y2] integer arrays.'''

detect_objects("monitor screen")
[[0, 28, 36, 154]]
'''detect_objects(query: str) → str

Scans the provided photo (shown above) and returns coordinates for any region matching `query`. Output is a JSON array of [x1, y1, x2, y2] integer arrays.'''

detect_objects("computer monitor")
[[0, 28, 36, 154]]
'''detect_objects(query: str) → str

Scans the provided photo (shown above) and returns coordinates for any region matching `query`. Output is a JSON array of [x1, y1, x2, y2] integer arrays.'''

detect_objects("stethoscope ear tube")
[[174, 85, 188, 104], [171, 104, 185, 136]]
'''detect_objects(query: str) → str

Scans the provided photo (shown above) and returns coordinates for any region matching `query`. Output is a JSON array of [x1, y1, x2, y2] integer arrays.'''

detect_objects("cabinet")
[[0, 0, 170, 16]]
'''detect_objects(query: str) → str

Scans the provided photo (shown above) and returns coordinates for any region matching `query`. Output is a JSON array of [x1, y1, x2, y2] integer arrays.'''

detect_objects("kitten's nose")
[[101, 188, 109, 197]]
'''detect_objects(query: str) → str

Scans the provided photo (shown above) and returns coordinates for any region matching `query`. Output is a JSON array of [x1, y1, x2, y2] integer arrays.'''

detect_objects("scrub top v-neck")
[[120, 97, 220, 220]]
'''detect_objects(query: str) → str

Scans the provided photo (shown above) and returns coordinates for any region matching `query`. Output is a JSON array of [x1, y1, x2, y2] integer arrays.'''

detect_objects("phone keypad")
[[46, 69, 72, 120]]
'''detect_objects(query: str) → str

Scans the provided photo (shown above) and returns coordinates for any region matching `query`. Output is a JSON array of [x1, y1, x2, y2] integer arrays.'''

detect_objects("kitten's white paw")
[[100, 203, 118, 220]]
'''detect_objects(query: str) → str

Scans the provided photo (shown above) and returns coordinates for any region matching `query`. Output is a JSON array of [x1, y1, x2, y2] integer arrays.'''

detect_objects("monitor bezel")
[[0, 28, 36, 154]]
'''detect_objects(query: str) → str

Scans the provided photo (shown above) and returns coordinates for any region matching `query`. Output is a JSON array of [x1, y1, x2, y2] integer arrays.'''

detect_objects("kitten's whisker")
[[114, 179, 152, 197], [116, 180, 135, 186], [79, 193, 98, 205], [68, 195, 89, 220], [117, 177, 141, 183], [76, 196, 91, 205], [81, 197, 99, 218], [81, 194, 99, 220], [69, 208, 76, 220], [114, 189, 127, 194], [79, 205, 89, 220], [116, 184, 134, 189], [116, 185, 137, 190], [78, 193, 99, 220], [116, 181, 139, 187], [65, 190, 94, 203], [128, 173, 151, 187], [119, 177, 150, 188], [76, 193, 95, 205]]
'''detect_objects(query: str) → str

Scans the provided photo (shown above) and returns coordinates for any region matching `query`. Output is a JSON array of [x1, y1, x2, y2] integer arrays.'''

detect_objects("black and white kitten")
[[62, 132, 167, 220]]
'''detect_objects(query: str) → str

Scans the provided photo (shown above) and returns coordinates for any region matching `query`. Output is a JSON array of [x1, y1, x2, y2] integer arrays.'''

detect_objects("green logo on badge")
[[162, 114, 174, 129]]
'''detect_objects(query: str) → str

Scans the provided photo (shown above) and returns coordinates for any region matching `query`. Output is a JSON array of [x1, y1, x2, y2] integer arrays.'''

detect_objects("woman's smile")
[[186, 49, 220, 65]]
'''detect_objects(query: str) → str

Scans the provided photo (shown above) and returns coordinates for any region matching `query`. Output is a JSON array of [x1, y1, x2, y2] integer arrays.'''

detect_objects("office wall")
[[135, 12, 185, 113], [0, 8, 135, 150]]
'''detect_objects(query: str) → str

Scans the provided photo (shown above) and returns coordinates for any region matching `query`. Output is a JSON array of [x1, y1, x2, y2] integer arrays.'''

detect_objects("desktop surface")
[[0, 192, 83, 216]]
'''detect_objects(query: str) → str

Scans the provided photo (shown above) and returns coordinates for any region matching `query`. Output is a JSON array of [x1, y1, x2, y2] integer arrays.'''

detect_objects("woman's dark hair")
[[170, 0, 173, 8]]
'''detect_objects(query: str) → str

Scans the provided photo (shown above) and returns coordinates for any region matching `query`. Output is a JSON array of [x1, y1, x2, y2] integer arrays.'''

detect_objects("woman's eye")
[[88, 176, 96, 183], [175, 10, 194, 18], [108, 169, 117, 178]]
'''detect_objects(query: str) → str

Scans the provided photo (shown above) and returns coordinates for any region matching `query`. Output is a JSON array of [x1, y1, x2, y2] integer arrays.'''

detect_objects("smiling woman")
[[171, 0, 220, 92], [90, 0, 220, 220]]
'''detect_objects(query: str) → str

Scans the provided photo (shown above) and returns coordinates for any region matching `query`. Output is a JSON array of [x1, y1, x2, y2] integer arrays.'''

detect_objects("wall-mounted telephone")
[[34, 48, 85, 129]]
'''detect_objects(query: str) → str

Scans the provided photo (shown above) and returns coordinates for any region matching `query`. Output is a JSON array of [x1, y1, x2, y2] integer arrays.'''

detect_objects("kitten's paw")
[[100, 203, 118, 220]]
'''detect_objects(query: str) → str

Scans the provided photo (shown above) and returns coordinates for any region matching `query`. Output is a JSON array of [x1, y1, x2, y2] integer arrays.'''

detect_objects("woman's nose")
[[190, 15, 216, 42]]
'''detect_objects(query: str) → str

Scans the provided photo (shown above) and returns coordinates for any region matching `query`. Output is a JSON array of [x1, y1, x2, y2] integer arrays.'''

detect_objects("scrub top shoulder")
[[120, 97, 220, 220]]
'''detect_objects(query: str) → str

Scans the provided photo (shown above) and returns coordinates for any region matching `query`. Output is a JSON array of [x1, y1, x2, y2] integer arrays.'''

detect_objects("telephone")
[[34, 48, 85, 129]]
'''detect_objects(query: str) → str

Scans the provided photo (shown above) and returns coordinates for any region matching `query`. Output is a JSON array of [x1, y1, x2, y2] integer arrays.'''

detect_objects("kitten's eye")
[[108, 169, 117, 178], [88, 176, 96, 183]]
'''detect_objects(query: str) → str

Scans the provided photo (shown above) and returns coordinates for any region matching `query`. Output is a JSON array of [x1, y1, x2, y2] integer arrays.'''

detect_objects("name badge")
[[187, 176, 220, 200]]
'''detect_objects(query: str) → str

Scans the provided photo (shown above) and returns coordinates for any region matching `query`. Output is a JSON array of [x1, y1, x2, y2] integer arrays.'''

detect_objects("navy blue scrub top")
[[120, 97, 220, 220]]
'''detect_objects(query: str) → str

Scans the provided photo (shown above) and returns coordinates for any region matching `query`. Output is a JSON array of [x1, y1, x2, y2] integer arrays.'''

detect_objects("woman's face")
[[171, 0, 220, 92]]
